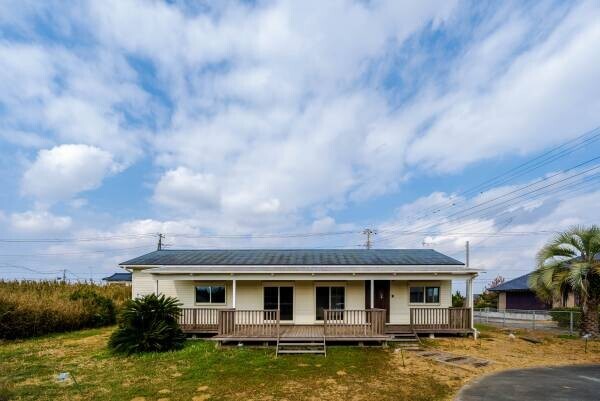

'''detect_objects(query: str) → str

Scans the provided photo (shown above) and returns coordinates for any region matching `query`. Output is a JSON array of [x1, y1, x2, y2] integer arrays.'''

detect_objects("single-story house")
[[102, 272, 132, 285], [120, 249, 478, 345], [489, 272, 578, 310]]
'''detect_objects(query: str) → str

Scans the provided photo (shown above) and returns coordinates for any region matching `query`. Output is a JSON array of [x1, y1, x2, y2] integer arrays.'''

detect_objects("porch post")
[[466, 277, 472, 308], [370, 279, 375, 309], [232, 278, 237, 309], [466, 277, 474, 330]]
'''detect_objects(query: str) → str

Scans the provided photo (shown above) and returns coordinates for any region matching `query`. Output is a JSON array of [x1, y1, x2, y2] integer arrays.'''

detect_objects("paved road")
[[456, 365, 600, 401]]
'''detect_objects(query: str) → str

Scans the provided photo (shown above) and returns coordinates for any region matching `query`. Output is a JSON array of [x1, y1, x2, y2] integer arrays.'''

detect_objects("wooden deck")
[[385, 324, 472, 334], [214, 324, 390, 342]]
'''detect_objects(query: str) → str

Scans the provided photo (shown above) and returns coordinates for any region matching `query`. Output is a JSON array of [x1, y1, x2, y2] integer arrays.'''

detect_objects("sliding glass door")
[[263, 286, 293, 321], [316, 286, 345, 320]]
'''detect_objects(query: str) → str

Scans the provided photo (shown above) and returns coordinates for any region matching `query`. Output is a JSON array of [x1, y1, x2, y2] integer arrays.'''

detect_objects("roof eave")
[[137, 264, 480, 275]]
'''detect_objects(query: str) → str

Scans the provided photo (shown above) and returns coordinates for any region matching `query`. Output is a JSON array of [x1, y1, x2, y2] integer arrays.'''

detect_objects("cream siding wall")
[[144, 277, 454, 324], [295, 281, 314, 324], [346, 281, 365, 309], [131, 270, 156, 298], [389, 280, 452, 324], [237, 281, 262, 309]]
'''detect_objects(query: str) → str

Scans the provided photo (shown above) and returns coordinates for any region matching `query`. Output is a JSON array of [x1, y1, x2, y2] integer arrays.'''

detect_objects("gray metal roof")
[[120, 249, 464, 267], [102, 272, 132, 282], [488, 273, 532, 292]]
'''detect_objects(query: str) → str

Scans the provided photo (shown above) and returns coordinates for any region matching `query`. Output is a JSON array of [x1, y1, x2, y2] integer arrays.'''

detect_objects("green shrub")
[[108, 294, 186, 354], [549, 308, 581, 329], [0, 280, 130, 340], [69, 288, 116, 326]]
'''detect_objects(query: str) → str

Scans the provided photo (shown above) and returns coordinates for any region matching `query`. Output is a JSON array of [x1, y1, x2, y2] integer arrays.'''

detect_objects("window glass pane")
[[330, 287, 345, 310], [263, 287, 279, 310], [211, 285, 226, 303], [426, 287, 440, 303], [279, 287, 294, 320], [195, 286, 210, 303], [410, 287, 424, 303], [315, 287, 330, 320]]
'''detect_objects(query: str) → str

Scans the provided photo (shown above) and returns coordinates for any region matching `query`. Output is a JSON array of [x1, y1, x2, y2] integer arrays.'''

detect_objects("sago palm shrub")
[[530, 225, 600, 337], [108, 293, 186, 354]]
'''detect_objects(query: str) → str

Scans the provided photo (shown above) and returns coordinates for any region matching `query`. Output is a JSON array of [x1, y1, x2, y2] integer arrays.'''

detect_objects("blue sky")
[[0, 0, 599, 291]]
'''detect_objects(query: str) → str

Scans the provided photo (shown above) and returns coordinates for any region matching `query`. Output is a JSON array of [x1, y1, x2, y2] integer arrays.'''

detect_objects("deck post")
[[370, 280, 375, 309]]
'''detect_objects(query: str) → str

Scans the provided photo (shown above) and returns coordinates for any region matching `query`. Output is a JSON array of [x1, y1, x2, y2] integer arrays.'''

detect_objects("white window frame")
[[409, 285, 441, 305], [195, 283, 227, 305]]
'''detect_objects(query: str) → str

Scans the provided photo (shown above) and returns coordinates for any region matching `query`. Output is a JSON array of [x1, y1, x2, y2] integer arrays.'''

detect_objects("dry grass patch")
[[391, 324, 600, 400]]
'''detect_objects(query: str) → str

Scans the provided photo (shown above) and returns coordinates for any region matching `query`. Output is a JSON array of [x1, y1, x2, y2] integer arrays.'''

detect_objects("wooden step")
[[278, 342, 325, 347], [276, 338, 327, 356], [277, 349, 326, 354]]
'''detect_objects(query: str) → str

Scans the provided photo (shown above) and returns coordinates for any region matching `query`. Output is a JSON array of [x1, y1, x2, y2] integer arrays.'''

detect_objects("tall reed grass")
[[0, 280, 130, 340]]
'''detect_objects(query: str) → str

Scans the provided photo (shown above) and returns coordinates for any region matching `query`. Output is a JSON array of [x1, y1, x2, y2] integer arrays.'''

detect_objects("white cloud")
[[0, 130, 53, 149], [406, 1, 600, 172], [153, 167, 221, 211], [1, 1, 600, 283], [10, 211, 72, 233], [22, 144, 120, 204]]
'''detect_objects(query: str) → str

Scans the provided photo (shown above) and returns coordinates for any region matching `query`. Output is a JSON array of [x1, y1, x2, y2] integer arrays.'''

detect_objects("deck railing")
[[323, 309, 386, 337], [410, 307, 471, 331], [217, 309, 280, 337], [178, 308, 220, 332], [179, 307, 470, 337]]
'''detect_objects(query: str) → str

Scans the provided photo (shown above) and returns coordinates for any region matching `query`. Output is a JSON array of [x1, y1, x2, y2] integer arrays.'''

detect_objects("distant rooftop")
[[489, 273, 532, 292], [102, 272, 132, 282], [120, 249, 465, 266]]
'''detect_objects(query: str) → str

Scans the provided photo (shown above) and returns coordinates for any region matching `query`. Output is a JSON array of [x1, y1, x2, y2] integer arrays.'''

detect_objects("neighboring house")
[[102, 272, 132, 286], [489, 272, 578, 310], [120, 249, 478, 344]]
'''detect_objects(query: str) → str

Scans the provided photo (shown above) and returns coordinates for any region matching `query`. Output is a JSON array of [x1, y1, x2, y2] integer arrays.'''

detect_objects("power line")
[[392, 126, 600, 226], [167, 230, 359, 239], [0, 244, 153, 257], [377, 158, 600, 243], [0, 233, 157, 243]]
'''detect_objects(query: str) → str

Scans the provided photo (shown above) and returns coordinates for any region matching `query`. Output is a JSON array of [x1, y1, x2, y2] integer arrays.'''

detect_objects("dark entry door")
[[368, 280, 390, 323]]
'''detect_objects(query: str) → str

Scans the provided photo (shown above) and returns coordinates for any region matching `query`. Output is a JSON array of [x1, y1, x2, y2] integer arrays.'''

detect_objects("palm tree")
[[529, 225, 600, 336], [108, 293, 186, 354]]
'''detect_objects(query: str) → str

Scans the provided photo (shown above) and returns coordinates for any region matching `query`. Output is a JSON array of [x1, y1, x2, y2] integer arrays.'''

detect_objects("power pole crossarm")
[[157, 233, 164, 251], [362, 229, 377, 249]]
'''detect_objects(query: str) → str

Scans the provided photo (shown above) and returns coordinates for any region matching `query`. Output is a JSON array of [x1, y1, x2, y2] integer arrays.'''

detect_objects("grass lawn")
[[1, 325, 599, 401], [0, 328, 448, 401]]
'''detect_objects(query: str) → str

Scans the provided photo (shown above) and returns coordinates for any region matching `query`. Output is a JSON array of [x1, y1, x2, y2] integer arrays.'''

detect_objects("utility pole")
[[362, 228, 377, 249], [465, 240, 470, 268], [62, 269, 66, 282], [157, 233, 164, 251]]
